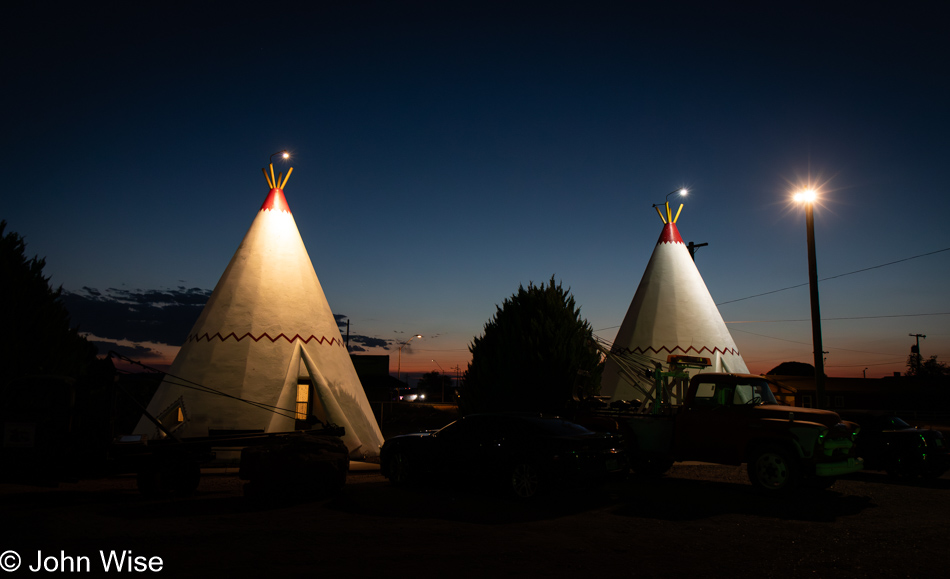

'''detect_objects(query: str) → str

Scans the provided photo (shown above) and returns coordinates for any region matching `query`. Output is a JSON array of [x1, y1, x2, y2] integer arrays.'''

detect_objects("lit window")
[[296, 382, 310, 420]]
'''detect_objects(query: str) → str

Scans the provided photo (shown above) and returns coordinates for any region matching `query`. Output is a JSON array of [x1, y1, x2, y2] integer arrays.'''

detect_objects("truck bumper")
[[815, 456, 864, 477]]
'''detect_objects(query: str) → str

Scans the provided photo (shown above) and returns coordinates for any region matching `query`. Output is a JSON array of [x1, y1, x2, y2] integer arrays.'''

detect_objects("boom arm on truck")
[[588, 336, 711, 414]]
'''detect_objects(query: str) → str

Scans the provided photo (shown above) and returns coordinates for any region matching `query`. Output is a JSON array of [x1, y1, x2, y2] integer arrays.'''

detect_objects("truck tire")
[[747, 446, 801, 494], [170, 461, 201, 495], [136, 464, 167, 497], [387, 451, 412, 487]]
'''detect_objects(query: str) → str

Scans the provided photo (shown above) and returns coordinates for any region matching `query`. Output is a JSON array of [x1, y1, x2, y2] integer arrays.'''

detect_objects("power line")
[[826, 360, 907, 369], [716, 247, 950, 306], [729, 328, 905, 358], [726, 312, 950, 323]]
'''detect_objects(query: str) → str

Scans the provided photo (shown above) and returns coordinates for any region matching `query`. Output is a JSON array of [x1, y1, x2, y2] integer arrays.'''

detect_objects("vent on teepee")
[[262, 162, 293, 190], [260, 162, 295, 213]]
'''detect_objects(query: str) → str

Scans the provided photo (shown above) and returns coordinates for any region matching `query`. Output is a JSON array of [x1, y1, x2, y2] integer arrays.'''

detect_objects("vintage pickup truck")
[[591, 370, 864, 493]]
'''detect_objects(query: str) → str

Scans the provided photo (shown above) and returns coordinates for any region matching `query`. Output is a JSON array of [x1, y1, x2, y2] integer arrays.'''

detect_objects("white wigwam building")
[[135, 163, 385, 460], [600, 198, 749, 403]]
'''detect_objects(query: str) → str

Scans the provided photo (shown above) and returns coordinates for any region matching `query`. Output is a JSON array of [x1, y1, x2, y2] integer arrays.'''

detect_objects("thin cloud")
[[63, 287, 211, 346], [64, 289, 398, 357], [90, 340, 165, 361]]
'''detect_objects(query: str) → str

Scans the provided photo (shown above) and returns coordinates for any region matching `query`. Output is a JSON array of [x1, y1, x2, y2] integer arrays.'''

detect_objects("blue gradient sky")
[[3, 2, 947, 380]]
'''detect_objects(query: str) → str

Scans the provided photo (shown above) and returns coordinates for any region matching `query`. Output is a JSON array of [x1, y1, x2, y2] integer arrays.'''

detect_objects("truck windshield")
[[734, 380, 778, 405], [693, 379, 778, 408]]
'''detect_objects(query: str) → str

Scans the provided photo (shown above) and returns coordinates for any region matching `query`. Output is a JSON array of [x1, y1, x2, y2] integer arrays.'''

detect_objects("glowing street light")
[[270, 149, 290, 164], [666, 187, 688, 203], [794, 188, 826, 408], [397, 334, 422, 384]]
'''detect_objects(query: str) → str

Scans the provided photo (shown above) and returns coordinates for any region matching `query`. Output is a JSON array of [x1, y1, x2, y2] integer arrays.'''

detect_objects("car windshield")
[[434, 420, 459, 436], [882, 416, 911, 429]]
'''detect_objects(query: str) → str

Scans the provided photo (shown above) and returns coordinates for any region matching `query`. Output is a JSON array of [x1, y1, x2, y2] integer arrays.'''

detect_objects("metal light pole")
[[431, 359, 445, 402], [795, 190, 825, 408], [909, 333, 926, 374], [396, 334, 422, 384]]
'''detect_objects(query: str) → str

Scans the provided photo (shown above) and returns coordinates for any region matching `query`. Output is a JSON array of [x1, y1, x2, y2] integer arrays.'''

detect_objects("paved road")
[[1, 465, 947, 578]]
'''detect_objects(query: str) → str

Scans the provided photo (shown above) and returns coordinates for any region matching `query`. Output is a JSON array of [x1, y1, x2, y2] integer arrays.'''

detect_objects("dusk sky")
[[3, 2, 947, 381]]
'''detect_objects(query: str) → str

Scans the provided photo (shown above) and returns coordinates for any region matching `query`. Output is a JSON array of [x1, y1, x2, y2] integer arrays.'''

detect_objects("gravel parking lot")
[[2, 465, 947, 578]]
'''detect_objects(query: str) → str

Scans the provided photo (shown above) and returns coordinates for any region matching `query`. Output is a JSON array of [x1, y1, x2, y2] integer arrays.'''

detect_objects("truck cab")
[[619, 372, 863, 493]]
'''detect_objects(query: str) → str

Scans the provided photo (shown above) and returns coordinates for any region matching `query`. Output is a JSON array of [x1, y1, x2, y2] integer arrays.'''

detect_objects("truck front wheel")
[[747, 446, 800, 494]]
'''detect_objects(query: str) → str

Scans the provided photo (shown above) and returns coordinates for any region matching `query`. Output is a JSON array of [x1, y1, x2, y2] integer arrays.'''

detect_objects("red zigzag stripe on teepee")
[[612, 345, 741, 356], [189, 332, 343, 346]]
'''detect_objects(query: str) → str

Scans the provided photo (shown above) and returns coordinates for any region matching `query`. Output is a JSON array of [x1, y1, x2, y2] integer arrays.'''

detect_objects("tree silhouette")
[[0, 221, 97, 383], [906, 354, 950, 378], [462, 276, 602, 414], [765, 361, 824, 377]]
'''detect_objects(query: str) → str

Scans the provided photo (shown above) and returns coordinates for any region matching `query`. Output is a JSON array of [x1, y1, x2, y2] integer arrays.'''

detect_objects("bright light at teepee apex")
[[794, 189, 818, 203]]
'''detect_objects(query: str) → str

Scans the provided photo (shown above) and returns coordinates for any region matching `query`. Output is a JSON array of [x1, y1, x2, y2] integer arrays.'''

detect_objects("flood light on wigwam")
[[135, 159, 384, 460], [601, 192, 749, 403]]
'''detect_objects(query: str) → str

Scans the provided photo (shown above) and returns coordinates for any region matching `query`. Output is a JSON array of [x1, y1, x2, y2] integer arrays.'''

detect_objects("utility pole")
[[451, 365, 462, 403], [909, 333, 926, 374], [687, 241, 708, 262]]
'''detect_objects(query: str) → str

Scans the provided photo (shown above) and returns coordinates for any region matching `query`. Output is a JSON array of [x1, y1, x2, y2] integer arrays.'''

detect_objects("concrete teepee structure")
[[134, 161, 384, 459], [600, 198, 748, 403]]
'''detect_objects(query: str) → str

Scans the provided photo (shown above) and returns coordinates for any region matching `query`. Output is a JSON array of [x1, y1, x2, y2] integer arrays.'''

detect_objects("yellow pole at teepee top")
[[672, 203, 684, 223], [279, 167, 294, 189]]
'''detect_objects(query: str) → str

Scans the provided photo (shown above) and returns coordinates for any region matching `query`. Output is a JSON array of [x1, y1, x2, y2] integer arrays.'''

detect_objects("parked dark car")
[[839, 410, 949, 478], [379, 413, 628, 498]]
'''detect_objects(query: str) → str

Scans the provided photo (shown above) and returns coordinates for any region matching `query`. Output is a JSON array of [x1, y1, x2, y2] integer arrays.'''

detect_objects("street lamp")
[[794, 188, 825, 408], [270, 150, 290, 164], [397, 334, 422, 384], [665, 187, 688, 203]]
